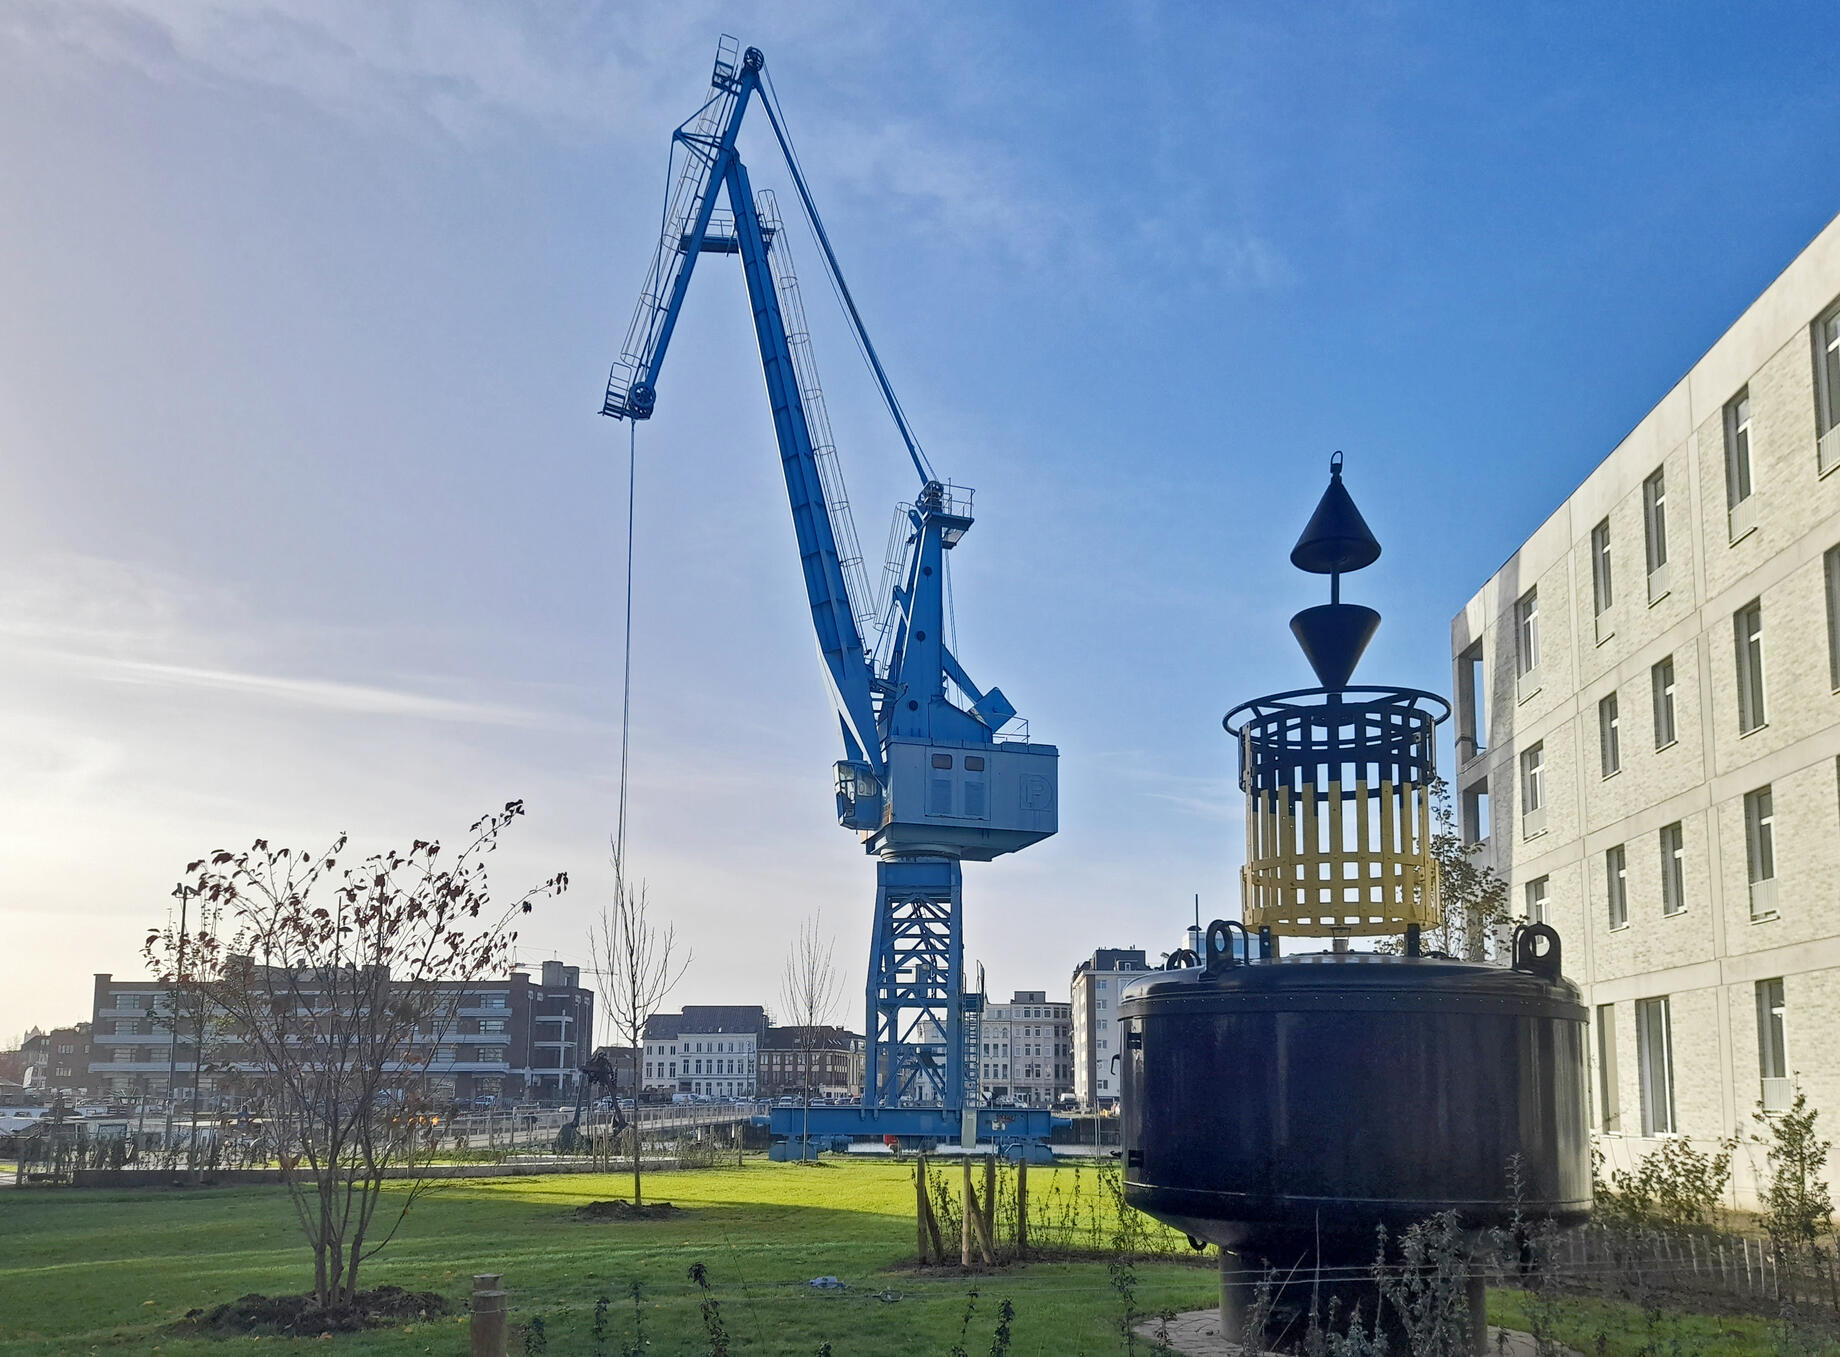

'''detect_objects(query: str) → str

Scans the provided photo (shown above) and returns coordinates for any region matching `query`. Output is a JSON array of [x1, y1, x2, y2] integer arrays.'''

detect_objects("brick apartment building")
[[1450, 210, 1840, 1206], [20, 1024, 95, 1099], [757, 1025, 864, 1100], [88, 959, 593, 1108]]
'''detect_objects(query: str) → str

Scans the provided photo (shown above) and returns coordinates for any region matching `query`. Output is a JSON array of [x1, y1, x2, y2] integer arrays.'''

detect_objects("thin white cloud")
[[0, 554, 604, 731], [3, 0, 718, 140], [31, 649, 603, 731]]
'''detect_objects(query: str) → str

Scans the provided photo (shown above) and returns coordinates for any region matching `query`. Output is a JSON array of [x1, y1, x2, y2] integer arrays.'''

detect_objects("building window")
[[1756, 978, 1789, 1113], [1524, 876, 1549, 925], [1825, 546, 1840, 692], [1461, 780, 1489, 845], [1816, 300, 1840, 474], [1745, 785, 1777, 919], [1659, 822, 1686, 916], [1515, 588, 1540, 682], [1724, 388, 1755, 538], [1606, 844, 1628, 929], [1457, 642, 1486, 761], [1520, 744, 1545, 836], [1599, 692, 1620, 777], [1635, 996, 1676, 1136], [1735, 600, 1766, 733], [1643, 468, 1669, 578], [1591, 518, 1614, 622], [1651, 656, 1677, 749]]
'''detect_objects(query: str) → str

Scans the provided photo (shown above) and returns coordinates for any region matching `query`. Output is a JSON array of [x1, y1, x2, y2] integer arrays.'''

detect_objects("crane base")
[[766, 1103, 1057, 1152]]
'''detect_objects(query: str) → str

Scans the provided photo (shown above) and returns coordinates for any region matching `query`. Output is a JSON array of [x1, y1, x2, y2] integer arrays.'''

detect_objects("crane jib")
[[599, 38, 1059, 1127]]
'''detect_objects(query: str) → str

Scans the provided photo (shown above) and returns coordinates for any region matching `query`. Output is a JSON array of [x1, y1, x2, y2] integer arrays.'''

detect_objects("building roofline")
[[1453, 208, 1840, 627]]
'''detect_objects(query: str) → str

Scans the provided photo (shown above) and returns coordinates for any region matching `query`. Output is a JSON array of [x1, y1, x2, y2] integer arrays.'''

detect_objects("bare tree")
[[590, 848, 688, 1207], [143, 802, 564, 1309], [779, 912, 840, 1160]]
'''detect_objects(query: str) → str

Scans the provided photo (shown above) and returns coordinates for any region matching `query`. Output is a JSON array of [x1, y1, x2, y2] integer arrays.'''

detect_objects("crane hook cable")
[[613, 418, 638, 898], [758, 66, 934, 488]]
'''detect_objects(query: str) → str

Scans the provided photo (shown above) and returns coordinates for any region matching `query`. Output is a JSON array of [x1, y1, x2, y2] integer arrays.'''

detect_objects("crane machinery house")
[[600, 37, 1057, 1145]]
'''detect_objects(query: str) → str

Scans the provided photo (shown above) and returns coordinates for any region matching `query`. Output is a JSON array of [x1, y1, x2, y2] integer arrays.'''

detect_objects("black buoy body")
[[1119, 939, 1590, 1258]]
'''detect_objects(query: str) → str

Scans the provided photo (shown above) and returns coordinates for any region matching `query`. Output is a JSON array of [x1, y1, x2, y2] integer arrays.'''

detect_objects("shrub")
[[1600, 1133, 1734, 1229], [1754, 1090, 1835, 1265]]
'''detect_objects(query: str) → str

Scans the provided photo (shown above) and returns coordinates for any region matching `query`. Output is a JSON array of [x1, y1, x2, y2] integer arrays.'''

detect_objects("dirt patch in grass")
[[179, 1285, 448, 1337], [574, 1199, 685, 1222]]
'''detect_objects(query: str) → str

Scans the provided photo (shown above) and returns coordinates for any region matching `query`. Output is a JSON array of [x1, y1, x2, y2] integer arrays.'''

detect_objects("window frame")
[[1724, 388, 1754, 508], [1735, 599, 1766, 734], [1636, 995, 1677, 1136], [1596, 1003, 1621, 1133], [1606, 843, 1629, 929], [1652, 655, 1677, 748], [1524, 875, 1550, 925], [1745, 784, 1776, 919], [1815, 300, 1840, 448], [1659, 821, 1686, 916], [1515, 589, 1540, 677], [1591, 518, 1614, 618], [1599, 691, 1621, 777], [1520, 743, 1546, 836], [1756, 977, 1787, 1084], [1825, 545, 1840, 692], [1643, 468, 1669, 574]]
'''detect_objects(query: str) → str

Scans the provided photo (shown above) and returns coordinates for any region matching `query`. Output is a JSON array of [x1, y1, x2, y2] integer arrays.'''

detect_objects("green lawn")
[[1489, 1286, 1791, 1357], [1, 1162, 1811, 1355], [0, 1159, 1219, 1355]]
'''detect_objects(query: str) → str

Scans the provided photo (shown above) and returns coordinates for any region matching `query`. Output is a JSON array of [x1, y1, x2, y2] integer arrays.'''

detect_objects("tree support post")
[[915, 1155, 930, 1264], [961, 1156, 973, 1267], [470, 1273, 507, 1357], [1015, 1156, 1028, 1257]]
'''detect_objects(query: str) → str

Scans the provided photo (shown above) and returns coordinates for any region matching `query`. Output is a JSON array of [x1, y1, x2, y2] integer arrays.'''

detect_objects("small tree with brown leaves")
[[779, 911, 840, 1158], [144, 801, 565, 1309], [590, 850, 687, 1207]]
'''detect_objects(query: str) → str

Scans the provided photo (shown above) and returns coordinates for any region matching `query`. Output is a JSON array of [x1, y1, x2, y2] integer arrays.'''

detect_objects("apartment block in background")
[[639, 1004, 765, 1099], [978, 990, 1074, 1107], [88, 958, 593, 1109], [1071, 949, 1148, 1110], [757, 1025, 864, 1101]]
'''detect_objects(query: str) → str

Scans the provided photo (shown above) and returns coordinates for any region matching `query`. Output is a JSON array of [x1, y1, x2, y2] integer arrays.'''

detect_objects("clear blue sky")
[[3, 1, 1838, 1043]]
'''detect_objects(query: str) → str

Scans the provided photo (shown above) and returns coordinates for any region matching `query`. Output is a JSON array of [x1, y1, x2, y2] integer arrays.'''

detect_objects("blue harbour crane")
[[601, 38, 1058, 1143]]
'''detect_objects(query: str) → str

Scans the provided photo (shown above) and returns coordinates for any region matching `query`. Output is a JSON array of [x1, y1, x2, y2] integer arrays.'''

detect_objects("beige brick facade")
[[1451, 211, 1840, 1208]]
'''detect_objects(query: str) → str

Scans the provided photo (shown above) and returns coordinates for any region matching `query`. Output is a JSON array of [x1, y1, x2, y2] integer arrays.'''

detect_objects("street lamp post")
[[162, 885, 193, 1167]]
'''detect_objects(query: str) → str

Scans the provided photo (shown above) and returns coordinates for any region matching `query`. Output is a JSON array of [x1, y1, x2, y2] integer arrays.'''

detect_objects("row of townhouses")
[[20, 944, 1145, 1116], [636, 989, 1085, 1109]]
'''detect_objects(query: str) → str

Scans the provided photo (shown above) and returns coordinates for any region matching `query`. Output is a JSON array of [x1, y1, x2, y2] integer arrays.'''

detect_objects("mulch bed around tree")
[[179, 1285, 449, 1336], [574, 1199, 685, 1221]]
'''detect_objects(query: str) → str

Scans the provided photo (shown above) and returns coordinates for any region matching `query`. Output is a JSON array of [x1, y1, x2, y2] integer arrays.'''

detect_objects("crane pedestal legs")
[[863, 858, 971, 1113]]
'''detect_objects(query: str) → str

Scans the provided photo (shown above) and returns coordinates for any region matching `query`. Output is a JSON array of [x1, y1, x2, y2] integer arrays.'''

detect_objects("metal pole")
[[1220, 1251, 1251, 1343], [1465, 1271, 1488, 1356], [162, 887, 189, 1164]]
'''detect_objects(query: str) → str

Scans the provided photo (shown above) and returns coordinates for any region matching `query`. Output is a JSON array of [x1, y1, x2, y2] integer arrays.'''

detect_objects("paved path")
[[1133, 1309, 1577, 1355]]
